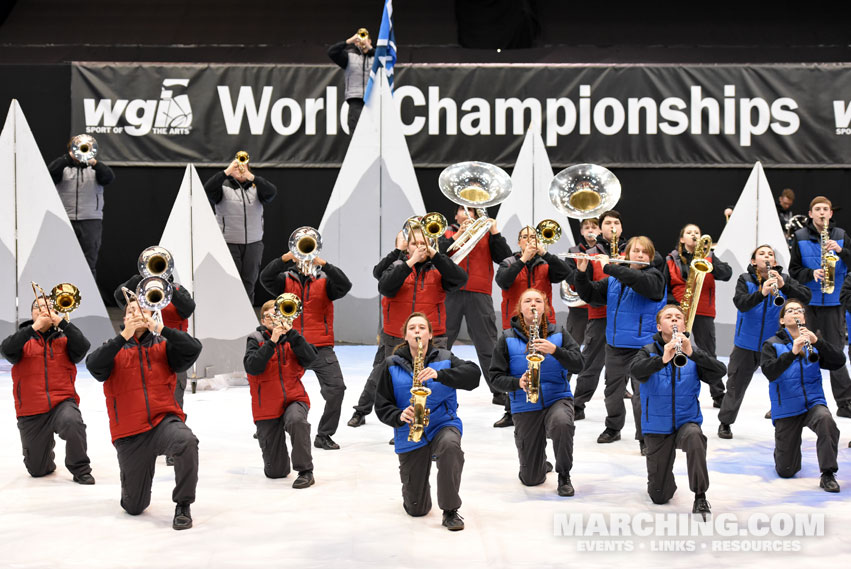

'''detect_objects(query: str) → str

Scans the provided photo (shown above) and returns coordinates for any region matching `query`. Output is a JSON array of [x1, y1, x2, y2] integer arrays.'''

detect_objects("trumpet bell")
[[536, 219, 561, 244], [137, 276, 173, 312], [549, 163, 621, 219], [275, 292, 303, 322], [138, 246, 174, 279], [438, 161, 512, 208], [69, 134, 98, 163], [51, 283, 81, 314], [289, 226, 322, 259], [235, 151, 250, 164]]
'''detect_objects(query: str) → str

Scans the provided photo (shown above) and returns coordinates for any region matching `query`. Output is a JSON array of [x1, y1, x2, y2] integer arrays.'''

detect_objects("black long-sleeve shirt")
[[374, 346, 480, 428], [259, 258, 352, 300], [630, 331, 727, 384], [86, 327, 202, 380], [378, 253, 468, 297], [760, 328, 846, 381], [47, 154, 115, 186], [243, 328, 318, 374], [1, 319, 90, 364], [574, 263, 666, 307], [202, 171, 277, 206]]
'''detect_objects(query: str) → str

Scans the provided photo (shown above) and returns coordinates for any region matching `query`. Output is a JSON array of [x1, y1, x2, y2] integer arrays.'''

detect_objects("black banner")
[[71, 63, 851, 168]]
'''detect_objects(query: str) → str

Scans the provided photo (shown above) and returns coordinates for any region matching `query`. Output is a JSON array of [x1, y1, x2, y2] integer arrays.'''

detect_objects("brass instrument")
[[31, 282, 51, 313], [794, 317, 819, 363], [549, 163, 622, 220], [784, 214, 807, 240], [536, 219, 561, 250], [765, 261, 785, 307], [610, 228, 619, 258], [408, 336, 432, 443], [820, 215, 837, 294], [672, 324, 688, 368], [235, 150, 250, 174], [274, 292, 303, 325], [69, 134, 98, 163], [138, 246, 174, 279], [439, 161, 512, 263], [289, 226, 322, 278], [525, 307, 544, 404], [680, 235, 714, 333], [556, 252, 650, 266], [404, 213, 447, 251], [559, 281, 586, 308], [357, 27, 370, 40], [51, 283, 81, 321], [137, 277, 173, 313]]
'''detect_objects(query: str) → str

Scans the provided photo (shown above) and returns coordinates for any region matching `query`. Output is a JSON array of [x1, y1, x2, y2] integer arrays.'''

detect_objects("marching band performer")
[[1, 298, 93, 484], [374, 312, 480, 531], [563, 218, 600, 346], [259, 243, 352, 450], [718, 245, 811, 439], [574, 236, 666, 454], [494, 225, 571, 427], [489, 288, 584, 497], [789, 196, 851, 418], [85, 302, 202, 530], [244, 299, 319, 488], [664, 223, 731, 407], [760, 299, 845, 492], [630, 305, 726, 519]]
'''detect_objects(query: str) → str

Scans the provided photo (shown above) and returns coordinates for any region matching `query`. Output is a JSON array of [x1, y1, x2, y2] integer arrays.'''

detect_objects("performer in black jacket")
[[328, 29, 375, 133]]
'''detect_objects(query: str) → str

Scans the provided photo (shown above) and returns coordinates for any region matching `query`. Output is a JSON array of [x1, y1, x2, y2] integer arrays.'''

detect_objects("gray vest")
[[344, 50, 374, 100], [215, 180, 265, 244], [55, 167, 104, 221]]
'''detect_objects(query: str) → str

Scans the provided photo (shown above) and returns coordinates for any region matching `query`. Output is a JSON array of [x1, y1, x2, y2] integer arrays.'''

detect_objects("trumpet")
[[357, 27, 370, 40], [536, 219, 561, 250], [273, 293, 303, 326], [765, 261, 785, 307], [235, 150, 250, 174], [794, 317, 819, 363], [69, 134, 97, 163], [556, 252, 650, 266], [289, 226, 322, 278], [671, 324, 688, 368], [138, 246, 174, 279]]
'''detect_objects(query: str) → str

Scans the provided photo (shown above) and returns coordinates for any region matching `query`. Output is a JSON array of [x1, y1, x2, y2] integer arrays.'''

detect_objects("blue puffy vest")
[[734, 277, 787, 352], [639, 342, 703, 435], [796, 230, 846, 306], [606, 277, 667, 348], [388, 350, 460, 454], [766, 339, 827, 423], [504, 330, 571, 414]]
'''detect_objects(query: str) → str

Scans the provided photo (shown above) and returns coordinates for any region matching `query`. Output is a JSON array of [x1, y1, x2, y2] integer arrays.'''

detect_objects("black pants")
[[305, 346, 346, 437], [71, 219, 102, 280], [718, 346, 760, 425], [114, 415, 199, 515], [603, 345, 642, 440], [573, 318, 606, 412], [175, 371, 187, 409], [354, 333, 448, 416], [774, 405, 839, 478], [445, 290, 498, 393], [397, 426, 464, 516], [346, 98, 365, 134], [17, 399, 91, 479], [512, 398, 575, 485], [690, 315, 725, 399], [565, 308, 588, 346], [256, 401, 313, 478], [809, 305, 851, 406], [227, 241, 264, 303], [645, 422, 709, 504]]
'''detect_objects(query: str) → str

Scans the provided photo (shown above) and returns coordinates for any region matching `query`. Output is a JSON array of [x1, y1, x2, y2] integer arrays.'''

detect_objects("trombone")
[[31, 281, 81, 323]]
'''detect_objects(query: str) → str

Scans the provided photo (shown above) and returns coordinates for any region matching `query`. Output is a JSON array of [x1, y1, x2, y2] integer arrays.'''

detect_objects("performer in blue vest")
[[490, 288, 584, 497], [760, 299, 845, 492], [718, 245, 811, 439], [789, 196, 851, 418], [631, 305, 727, 520], [374, 312, 480, 531], [574, 235, 667, 454]]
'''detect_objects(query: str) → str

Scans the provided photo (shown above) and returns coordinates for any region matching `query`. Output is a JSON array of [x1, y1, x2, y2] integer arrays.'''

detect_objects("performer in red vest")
[[1, 298, 93, 484], [86, 302, 202, 530]]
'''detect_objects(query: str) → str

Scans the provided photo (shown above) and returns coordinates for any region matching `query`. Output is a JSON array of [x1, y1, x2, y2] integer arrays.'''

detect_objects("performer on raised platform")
[[374, 312, 480, 531], [490, 288, 584, 497], [328, 28, 375, 134]]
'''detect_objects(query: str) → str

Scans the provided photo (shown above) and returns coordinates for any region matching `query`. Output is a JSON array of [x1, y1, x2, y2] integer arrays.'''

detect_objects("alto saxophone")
[[408, 336, 432, 442], [525, 307, 544, 404], [820, 215, 838, 294]]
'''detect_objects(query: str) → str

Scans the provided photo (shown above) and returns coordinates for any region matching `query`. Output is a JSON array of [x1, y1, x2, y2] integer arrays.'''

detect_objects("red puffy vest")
[[444, 228, 494, 295], [160, 303, 188, 332], [246, 331, 310, 421], [102, 337, 185, 442], [587, 260, 609, 320], [281, 274, 335, 347], [11, 334, 79, 418], [500, 261, 557, 329], [666, 252, 717, 318], [382, 265, 447, 337]]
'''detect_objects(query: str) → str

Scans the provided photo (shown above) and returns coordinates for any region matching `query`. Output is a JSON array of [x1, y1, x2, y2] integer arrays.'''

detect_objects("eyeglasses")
[[785, 308, 805, 315]]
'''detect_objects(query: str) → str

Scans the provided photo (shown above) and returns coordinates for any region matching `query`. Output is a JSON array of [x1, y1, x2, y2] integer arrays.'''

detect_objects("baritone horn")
[[439, 161, 512, 264], [235, 150, 250, 173], [69, 134, 98, 163], [289, 226, 322, 277]]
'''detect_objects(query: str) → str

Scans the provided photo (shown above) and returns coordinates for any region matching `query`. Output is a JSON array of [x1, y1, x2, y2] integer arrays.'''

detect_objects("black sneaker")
[[713, 395, 724, 409], [820, 473, 840, 493], [575, 408, 585, 421], [493, 412, 514, 428], [545, 461, 553, 473], [166, 456, 175, 466], [347, 412, 365, 428], [692, 497, 711, 521], [314, 434, 341, 450], [836, 404, 851, 418], [639, 440, 647, 456], [73, 473, 95, 485], [624, 389, 633, 399], [596, 428, 621, 444], [764, 410, 772, 419], [442, 509, 465, 531], [293, 471, 315, 489], [389, 438, 395, 445], [557, 474, 575, 497], [718, 423, 733, 439], [173, 504, 192, 530]]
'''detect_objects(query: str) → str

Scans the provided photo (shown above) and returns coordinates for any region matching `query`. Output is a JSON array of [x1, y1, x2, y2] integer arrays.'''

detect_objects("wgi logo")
[[82, 78, 193, 136], [834, 100, 851, 135]]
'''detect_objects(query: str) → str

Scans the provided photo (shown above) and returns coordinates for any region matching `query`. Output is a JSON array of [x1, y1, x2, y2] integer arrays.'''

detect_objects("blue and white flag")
[[363, 0, 396, 102]]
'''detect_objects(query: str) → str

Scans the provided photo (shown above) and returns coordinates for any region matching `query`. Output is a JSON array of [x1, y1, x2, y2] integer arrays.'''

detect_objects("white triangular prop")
[[0, 104, 16, 339], [0, 100, 113, 346], [160, 165, 259, 376], [320, 69, 425, 342], [492, 124, 573, 320], [714, 162, 789, 353]]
